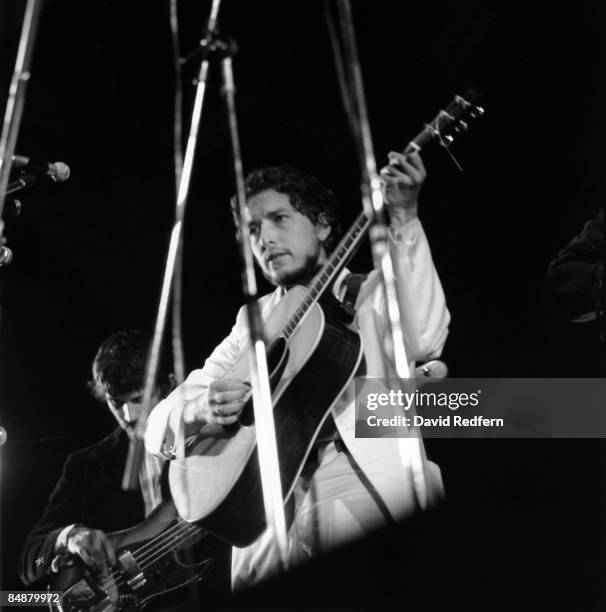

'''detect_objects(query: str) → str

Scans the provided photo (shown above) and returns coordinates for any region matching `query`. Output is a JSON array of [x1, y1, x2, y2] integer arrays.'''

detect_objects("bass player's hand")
[[60, 525, 117, 575]]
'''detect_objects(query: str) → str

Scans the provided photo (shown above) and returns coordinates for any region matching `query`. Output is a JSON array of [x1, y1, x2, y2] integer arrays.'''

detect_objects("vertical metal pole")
[[0, 0, 44, 232], [0, 0, 43, 588], [336, 0, 429, 508], [123, 0, 223, 490], [222, 55, 289, 571]]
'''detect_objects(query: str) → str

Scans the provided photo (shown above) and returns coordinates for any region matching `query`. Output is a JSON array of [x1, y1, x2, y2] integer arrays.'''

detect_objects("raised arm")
[[377, 150, 450, 361]]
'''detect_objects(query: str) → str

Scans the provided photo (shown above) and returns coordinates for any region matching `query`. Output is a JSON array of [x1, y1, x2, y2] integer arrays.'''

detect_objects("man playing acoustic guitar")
[[145, 151, 450, 589]]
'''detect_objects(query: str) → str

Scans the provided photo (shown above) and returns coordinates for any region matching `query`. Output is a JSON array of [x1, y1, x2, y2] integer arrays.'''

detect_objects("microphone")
[[11, 154, 71, 182]]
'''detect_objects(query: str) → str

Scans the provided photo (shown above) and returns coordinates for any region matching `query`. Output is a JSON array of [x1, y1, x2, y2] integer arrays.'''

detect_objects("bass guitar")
[[169, 95, 482, 547], [48, 503, 212, 612]]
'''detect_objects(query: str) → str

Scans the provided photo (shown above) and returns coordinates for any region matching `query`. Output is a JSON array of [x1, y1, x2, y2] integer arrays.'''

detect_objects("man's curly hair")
[[230, 165, 342, 254], [89, 330, 172, 400]]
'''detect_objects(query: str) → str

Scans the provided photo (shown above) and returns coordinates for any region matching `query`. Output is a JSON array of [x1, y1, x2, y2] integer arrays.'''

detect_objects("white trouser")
[[231, 440, 399, 590]]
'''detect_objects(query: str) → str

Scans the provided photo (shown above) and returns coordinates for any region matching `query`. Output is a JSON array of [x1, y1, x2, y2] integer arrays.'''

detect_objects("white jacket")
[[145, 217, 450, 520]]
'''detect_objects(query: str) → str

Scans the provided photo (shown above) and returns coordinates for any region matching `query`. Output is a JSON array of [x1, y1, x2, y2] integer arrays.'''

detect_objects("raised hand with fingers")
[[380, 150, 427, 225]]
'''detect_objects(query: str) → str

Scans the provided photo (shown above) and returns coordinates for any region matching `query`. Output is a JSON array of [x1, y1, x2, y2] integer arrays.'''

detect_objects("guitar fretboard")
[[282, 211, 371, 340], [279, 93, 481, 341]]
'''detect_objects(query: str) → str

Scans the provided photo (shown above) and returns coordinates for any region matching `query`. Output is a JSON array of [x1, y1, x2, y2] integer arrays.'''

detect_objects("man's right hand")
[[183, 378, 250, 426], [64, 526, 117, 575]]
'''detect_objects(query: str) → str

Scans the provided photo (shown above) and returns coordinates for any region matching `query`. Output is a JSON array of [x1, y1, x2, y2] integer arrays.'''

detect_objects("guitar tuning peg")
[[443, 134, 454, 144], [470, 106, 485, 119], [459, 120, 468, 131]]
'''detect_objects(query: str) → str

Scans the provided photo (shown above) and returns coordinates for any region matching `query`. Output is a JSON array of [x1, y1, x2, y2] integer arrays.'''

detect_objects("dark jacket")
[[546, 210, 604, 321], [19, 428, 146, 586]]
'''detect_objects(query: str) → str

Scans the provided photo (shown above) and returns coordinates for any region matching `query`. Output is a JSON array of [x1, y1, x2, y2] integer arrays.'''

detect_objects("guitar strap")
[[340, 273, 368, 322], [305, 273, 397, 523], [313, 272, 367, 446], [339, 273, 396, 521]]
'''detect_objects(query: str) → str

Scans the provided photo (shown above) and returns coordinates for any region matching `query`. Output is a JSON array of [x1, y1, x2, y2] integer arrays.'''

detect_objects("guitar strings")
[[93, 521, 204, 597], [132, 522, 204, 569], [118, 521, 201, 575], [96, 527, 201, 598], [127, 520, 196, 562], [102, 523, 204, 594], [94, 522, 186, 591], [104, 520, 191, 582], [282, 214, 367, 340]]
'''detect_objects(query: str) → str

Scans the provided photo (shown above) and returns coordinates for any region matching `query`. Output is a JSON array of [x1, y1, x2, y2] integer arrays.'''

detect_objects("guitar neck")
[[280, 121, 429, 340], [281, 210, 371, 340], [280, 93, 483, 341], [129, 520, 206, 568]]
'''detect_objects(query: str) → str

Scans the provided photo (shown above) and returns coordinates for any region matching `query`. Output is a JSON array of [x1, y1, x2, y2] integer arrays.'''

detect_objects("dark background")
[[0, 0, 605, 609]]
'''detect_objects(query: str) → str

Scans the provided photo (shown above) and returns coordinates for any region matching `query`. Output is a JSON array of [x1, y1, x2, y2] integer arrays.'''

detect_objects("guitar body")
[[169, 286, 364, 547], [48, 526, 211, 612]]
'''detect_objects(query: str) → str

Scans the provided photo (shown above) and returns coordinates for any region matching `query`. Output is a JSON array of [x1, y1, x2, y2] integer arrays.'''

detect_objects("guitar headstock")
[[437, 92, 484, 146], [407, 91, 484, 153]]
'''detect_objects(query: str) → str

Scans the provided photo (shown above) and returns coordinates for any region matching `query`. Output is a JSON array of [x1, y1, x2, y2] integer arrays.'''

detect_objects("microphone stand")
[[122, 5, 289, 568], [0, 426, 6, 591], [0, 0, 44, 590], [222, 52, 289, 571], [123, 0, 223, 491], [333, 0, 430, 509], [0, 0, 44, 266], [599, 204, 605, 373]]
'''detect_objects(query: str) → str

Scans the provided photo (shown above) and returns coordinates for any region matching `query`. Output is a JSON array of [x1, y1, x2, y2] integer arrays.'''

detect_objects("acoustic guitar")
[[169, 95, 482, 547]]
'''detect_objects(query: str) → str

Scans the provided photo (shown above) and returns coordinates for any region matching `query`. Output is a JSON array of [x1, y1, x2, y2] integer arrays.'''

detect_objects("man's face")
[[246, 189, 331, 288], [105, 389, 158, 435]]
